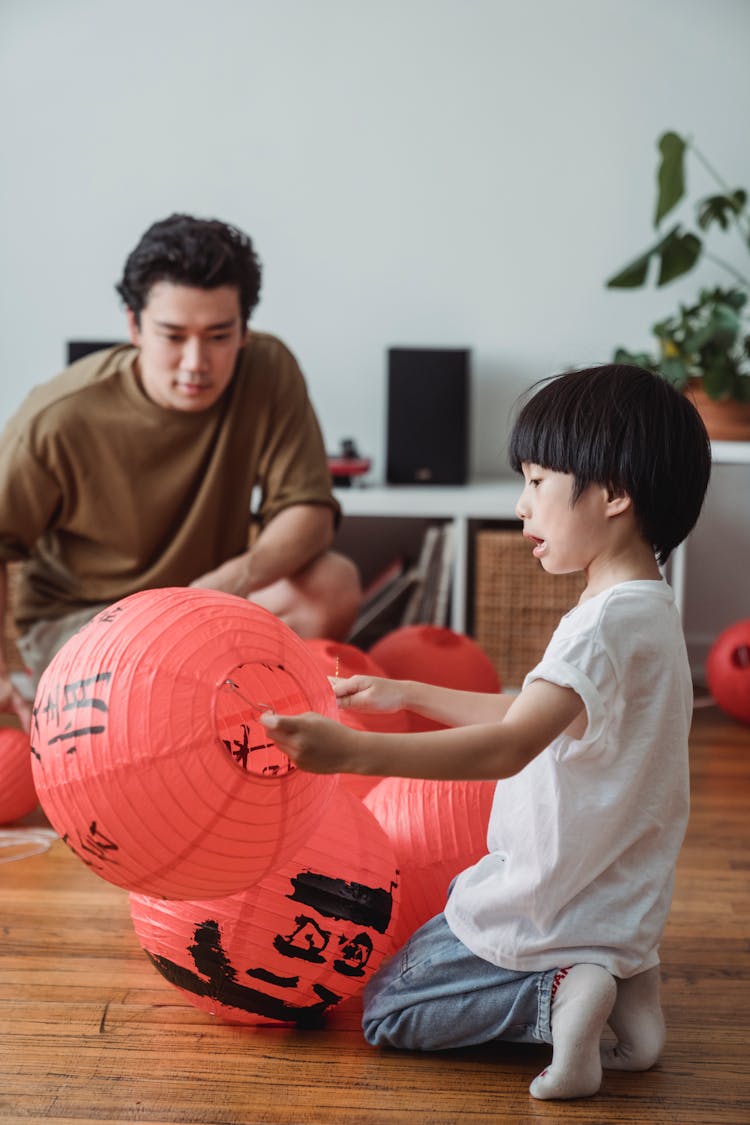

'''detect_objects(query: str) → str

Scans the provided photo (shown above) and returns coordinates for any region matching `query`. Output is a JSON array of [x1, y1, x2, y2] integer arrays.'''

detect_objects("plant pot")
[[686, 380, 750, 442]]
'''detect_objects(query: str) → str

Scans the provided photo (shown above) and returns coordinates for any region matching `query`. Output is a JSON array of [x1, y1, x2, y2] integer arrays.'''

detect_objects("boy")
[[262, 364, 711, 1100]]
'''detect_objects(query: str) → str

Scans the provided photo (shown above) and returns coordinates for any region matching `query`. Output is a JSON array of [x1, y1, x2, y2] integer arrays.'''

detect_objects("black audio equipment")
[[386, 347, 470, 485]]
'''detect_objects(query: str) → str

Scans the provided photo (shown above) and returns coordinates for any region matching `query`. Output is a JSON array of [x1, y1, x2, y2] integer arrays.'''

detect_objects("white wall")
[[1, 0, 748, 674]]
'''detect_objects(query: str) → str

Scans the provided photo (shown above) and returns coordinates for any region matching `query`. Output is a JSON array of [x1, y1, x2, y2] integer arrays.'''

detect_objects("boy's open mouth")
[[524, 533, 547, 558]]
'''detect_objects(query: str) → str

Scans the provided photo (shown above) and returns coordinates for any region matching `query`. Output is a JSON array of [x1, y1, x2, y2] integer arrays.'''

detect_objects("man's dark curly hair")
[[115, 213, 262, 325]]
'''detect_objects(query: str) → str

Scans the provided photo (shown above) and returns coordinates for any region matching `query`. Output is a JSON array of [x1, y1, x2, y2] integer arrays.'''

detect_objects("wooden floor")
[[1, 706, 749, 1124]]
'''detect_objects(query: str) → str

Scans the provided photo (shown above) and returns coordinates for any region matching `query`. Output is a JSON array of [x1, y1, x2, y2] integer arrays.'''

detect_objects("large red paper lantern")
[[303, 639, 411, 798], [369, 625, 501, 731], [0, 728, 38, 824], [30, 588, 338, 898], [364, 776, 495, 947], [706, 620, 750, 725], [130, 785, 401, 1025]]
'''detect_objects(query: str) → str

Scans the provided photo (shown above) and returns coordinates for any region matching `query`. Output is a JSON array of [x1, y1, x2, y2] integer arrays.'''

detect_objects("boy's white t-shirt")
[[444, 579, 692, 979]]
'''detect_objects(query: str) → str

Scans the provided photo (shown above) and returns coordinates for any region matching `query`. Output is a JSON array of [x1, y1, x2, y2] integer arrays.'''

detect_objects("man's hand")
[[0, 672, 32, 732], [260, 711, 365, 774], [192, 506, 336, 601], [332, 674, 406, 714], [190, 554, 252, 597]]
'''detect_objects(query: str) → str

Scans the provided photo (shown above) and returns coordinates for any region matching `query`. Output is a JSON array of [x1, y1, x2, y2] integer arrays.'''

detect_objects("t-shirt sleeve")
[[523, 632, 615, 759], [252, 344, 340, 527]]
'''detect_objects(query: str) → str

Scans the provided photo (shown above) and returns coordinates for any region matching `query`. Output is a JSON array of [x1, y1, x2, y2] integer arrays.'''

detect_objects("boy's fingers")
[[333, 677, 367, 700], [260, 712, 311, 733], [332, 681, 354, 697]]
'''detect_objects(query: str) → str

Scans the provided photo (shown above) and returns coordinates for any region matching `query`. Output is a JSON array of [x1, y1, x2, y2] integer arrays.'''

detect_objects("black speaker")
[[67, 340, 122, 364], [386, 347, 470, 485]]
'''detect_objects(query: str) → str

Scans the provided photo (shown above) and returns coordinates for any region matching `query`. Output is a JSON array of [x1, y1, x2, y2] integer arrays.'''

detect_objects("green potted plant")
[[606, 130, 750, 439]]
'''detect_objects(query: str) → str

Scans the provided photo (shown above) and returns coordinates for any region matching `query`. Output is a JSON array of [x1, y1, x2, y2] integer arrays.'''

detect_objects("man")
[[0, 214, 361, 729]]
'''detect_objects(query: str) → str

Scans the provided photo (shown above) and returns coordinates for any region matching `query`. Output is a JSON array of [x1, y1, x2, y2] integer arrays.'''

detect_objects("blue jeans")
[[362, 911, 557, 1051]]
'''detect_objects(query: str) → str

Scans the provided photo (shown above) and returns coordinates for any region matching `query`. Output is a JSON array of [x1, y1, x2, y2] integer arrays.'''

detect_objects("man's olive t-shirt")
[[0, 334, 338, 629]]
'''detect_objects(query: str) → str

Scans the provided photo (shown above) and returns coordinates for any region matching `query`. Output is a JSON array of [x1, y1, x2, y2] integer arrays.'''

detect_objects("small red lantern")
[[0, 728, 37, 824], [303, 639, 411, 798], [30, 588, 338, 899], [130, 785, 400, 1025], [369, 625, 501, 731], [706, 619, 750, 726], [364, 776, 495, 947]]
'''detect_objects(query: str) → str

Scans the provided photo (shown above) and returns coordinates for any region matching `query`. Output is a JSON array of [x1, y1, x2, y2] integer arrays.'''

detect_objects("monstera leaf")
[[605, 131, 750, 401], [654, 132, 687, 225], [606, 225, 702, 289], [697, 190, 748, 232]]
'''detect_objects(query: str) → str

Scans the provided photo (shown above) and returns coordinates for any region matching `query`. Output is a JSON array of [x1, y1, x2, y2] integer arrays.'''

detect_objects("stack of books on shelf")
[[347, 524, 454, 648]]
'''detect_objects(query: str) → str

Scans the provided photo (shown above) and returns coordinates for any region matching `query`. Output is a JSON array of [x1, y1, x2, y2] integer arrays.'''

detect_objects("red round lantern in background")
[[302, 639, 410, 735], [706, 620, 750, 726], [31, 588, 338, 899], [364, 776, 495, 947], [0, 727, 38, 824], [130, 785, 401, 1025], [303, 639, 411, 799], [369, 625, 501, 731]]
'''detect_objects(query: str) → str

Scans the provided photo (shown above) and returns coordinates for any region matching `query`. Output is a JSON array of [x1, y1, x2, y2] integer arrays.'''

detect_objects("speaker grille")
[[386, 348, 470, 485]]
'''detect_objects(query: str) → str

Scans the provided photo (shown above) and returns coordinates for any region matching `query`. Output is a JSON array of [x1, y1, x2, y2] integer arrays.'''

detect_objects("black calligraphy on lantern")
[[63, 819, 119, 870], [95, 606, 124, 625], [222, 725, 288, 775], [33, 671, 113, 754], [143, 869, 396, 1025]]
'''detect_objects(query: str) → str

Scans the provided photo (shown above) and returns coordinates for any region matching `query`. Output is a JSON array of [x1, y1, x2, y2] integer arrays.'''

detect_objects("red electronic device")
[[327, 439, 371, 486]]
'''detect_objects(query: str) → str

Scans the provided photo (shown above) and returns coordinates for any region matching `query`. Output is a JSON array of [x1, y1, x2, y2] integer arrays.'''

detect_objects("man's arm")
[[0, 563, 31, 731], [262, 678, 584, 782], [190, 504, 335, 597]]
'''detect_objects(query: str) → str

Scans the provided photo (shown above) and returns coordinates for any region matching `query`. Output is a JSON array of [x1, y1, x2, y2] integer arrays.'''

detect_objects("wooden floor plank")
[[1, 707, 749, 1123]]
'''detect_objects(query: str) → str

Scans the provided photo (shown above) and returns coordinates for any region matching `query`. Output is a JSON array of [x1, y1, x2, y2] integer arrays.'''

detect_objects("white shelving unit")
[[334, 479, 522, 633], [669, 441, 750, 616], [710, 441, 750, 464], [335, 442, 750, 631]]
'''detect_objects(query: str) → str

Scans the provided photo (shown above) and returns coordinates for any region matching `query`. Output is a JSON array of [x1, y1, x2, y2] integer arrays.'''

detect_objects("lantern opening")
[[215, 662, 309, 779]]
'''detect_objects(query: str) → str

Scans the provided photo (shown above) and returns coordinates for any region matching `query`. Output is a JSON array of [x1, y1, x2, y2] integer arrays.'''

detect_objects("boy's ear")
[[605, 484, 632, 517]]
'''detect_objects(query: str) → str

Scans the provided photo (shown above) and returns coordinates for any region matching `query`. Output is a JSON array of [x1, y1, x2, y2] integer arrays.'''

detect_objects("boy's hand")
[[260, 711, 363, 774], [332, 674, 405, 713]]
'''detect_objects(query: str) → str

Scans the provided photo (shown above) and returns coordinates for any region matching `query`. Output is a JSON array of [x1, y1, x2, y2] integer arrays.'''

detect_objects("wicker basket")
[[474, 530, 585, 689]]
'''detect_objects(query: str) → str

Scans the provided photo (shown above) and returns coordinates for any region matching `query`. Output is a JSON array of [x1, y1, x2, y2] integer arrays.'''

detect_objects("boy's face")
[[515, 464, 614, 575], [127, 281, 247, 412]]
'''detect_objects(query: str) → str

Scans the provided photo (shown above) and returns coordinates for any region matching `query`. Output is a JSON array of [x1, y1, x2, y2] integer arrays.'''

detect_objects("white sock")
[[600, 965, 666, 1071], [530, 964, 616, 1100]]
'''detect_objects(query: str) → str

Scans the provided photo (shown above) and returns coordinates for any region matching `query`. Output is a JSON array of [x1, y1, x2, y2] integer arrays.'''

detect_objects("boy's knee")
[[362, 1009, 420, 1051], [362, 1013, 387, 1047]]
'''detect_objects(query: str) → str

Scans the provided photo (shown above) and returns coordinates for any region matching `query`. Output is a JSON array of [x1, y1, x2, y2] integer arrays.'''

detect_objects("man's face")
[[127, 281, 247, 412]]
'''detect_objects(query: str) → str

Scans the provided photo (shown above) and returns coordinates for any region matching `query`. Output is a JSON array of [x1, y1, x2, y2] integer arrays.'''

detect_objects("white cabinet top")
[[334, 479, 522, 519], [335, 442, 750, 520]]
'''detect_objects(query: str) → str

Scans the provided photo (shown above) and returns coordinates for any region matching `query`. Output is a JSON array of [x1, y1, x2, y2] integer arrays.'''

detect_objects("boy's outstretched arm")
[[261, 679, 584, 782], [333, 673, 514, 727]]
